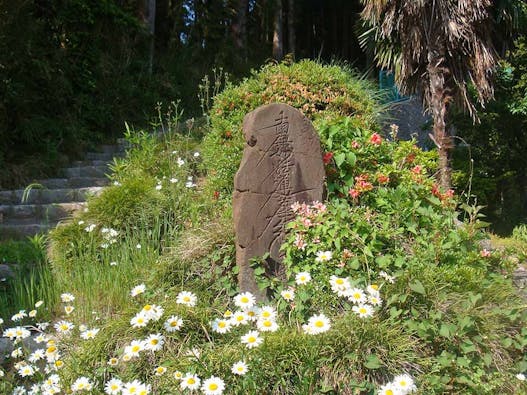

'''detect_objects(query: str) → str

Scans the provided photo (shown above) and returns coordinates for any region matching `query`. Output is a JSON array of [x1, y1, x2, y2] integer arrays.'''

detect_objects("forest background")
[[1, 0, 526, 234]]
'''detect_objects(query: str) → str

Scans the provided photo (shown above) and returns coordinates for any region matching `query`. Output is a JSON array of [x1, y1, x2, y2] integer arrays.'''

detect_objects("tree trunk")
[[287, 0, 295, 57], [272, 0, 283, 60], [232, 0, 248, 61], [147, 0, 156, 75], [428, 57, 453, 189]]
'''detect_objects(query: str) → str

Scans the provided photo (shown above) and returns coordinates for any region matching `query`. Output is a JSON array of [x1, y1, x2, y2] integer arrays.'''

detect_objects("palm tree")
[[360, 0, 497, 189]]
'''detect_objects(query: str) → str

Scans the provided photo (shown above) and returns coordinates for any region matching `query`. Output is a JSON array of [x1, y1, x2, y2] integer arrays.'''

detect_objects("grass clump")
[[1, 61, 526, 394]]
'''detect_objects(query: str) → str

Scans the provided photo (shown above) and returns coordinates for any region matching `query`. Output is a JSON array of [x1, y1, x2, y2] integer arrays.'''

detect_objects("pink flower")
[[351, 141, 361, 149], [349, 188, 360, 199], [294, 234, 306, 251], [480, 249, 491, 257], [411, 165, 422, 175]]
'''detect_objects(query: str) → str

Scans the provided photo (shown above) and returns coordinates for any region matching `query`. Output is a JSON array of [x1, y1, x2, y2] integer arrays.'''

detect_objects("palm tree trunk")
[[428, 58, 453, 189]]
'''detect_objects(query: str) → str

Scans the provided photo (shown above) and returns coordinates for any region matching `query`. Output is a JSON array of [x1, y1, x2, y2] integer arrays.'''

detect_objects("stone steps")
[[0, 140, 127, 239], [0, 187, 104, 205], [0, 202, 87, 224]]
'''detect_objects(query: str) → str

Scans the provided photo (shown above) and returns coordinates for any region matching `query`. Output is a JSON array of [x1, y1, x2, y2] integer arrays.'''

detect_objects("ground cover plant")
[[1, 61, 526, 394]]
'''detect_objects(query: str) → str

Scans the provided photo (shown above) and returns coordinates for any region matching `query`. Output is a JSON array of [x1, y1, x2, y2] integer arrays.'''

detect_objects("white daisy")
[[124, 339, 145, 357], [234, 292, 256, 309], [35, 300, 44, 308], [211, 318, 232, 334], [54, 320, 74, 334], [295, 271, 311, 285], [315, 250, 332, 262], [71, 376, 93, 392], [154, 366, 167, 376], [80, 328, 100, 340], [258, 305, 277, 320], [230, 311, 249, 326], [329, 275, 351, 297], [348, 288, 366, 304], [28, 349, 45, 363], [130, 284, 146, 297], [164, 315, 183, 332], [393, 373, 416, 394], [305, 313, 331, 335], [280, 288, 295, 301], [378, 382, 402, 395], [130, 312, 149, 328], [17, 364, 36, 377], [231, 360, 248, 375], [61, 293, 75, 303], [104, 378, 123, 394], [144, 333, 165, 352], [240, 330, 263, 349], [180, 373, 201, 390], [352, 304, 374, 318], [256, 318, 279, 332], [369, 294, 383, 306], [176, 291, 197, 306], [11, 310, 27, 321], [201, 376, 225, 395], [64, 305, 75, 315]]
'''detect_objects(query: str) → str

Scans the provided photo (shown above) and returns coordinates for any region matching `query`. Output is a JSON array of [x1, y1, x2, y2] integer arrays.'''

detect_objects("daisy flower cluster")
[[100, 227, 120, 248], [378, 373, 417, 395], [329, 276, 383, 318], [1, 299, 70, 394]]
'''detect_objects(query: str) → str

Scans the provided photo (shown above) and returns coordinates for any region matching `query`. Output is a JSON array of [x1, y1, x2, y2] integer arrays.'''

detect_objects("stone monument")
[[233, 103, 325, 298]]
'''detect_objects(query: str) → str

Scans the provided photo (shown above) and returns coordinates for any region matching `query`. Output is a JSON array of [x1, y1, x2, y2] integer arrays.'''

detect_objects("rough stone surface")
[[233, 103, 325, 298]]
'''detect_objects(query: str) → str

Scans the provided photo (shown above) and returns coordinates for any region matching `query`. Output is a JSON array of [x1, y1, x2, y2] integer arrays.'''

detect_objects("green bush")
[[201, 60, 382, 196]]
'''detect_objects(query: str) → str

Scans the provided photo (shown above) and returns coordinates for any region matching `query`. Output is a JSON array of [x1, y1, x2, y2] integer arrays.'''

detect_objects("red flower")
[[431, 184, 441, 198], [369, 133, 382, 145], [377, 174, 390, 184], [224, 131, 232, 139], [213, 191, 220, 200], [323, 152, 334, 164], [405, 153, 416, 163]]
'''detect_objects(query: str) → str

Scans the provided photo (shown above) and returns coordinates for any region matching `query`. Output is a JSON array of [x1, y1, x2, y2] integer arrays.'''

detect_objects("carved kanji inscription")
[[233, 103, 325, 298]]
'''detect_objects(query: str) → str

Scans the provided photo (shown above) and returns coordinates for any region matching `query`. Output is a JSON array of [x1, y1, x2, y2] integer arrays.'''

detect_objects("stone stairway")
[[0, 140, 127, 239]]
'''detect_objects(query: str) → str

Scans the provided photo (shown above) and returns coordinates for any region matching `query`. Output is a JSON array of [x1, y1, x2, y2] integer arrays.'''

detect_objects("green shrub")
[[201, 60, 382, 196]]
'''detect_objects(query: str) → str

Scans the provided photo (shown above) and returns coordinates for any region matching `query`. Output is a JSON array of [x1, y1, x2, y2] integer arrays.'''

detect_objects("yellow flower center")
[[241, 296, 249, 303], [400, 381, 407, 387], [143, 305, 151, 311], [209, 383, 218, 390], [359, 308, 367, 314], [353, 293, 361, 299], [336, 278, 344, 285], [386, 390, 393, 395], [236, 316, 244, 321], [183, 296, 190, 302], [132, 345, 140, 352], [263, 321, 272, 327], [111, 384, 119, 390], [371, 284, 379, 290], [151, 339, 159, 345], [170, 321, 178, 326], [248, 336, 256, 343], [219, 321, 226, 328], [47, 346, 56, 353], [315, 320, 324, 328], [55, 360, 64, 367], [188, 378, 195, 385], [129, 387, 137, 394]]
